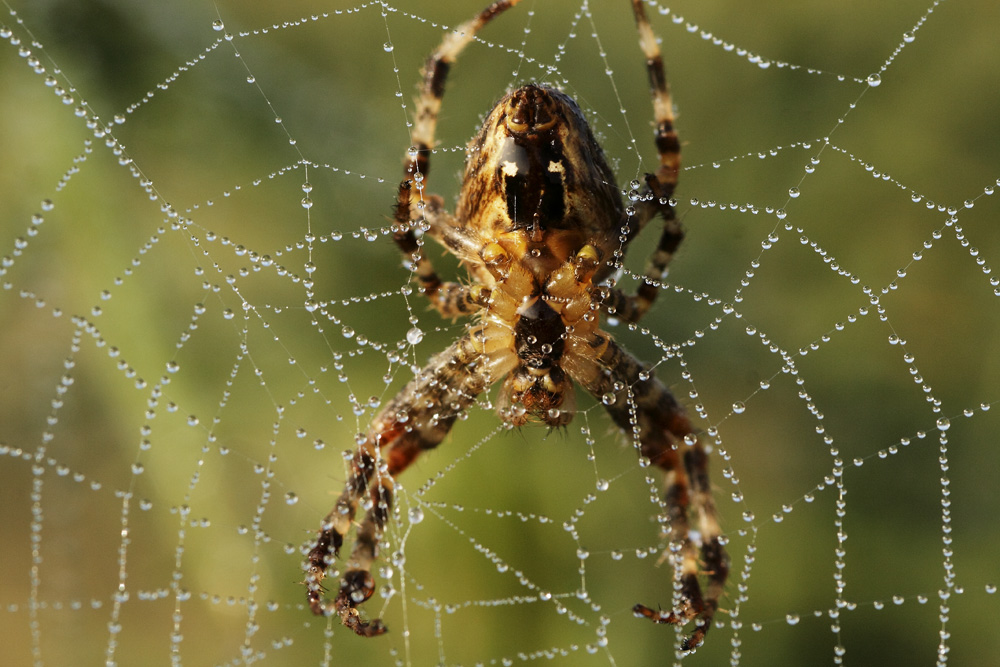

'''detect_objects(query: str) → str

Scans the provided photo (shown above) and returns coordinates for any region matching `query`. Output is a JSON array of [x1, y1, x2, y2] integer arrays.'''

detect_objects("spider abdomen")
[[458, 84, 624, 279]]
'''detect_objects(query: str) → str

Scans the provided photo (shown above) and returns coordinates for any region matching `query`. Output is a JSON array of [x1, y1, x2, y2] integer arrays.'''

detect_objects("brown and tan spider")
[[305, 0, 728, 651]]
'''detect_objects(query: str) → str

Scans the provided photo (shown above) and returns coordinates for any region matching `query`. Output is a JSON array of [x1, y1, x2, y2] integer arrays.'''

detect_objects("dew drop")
[[406, 326, 424, 345], [408, 506, 424, 524], [732, 401, 746, 414], [383, 41, 394, 52], [212, 19, 225, 32], [788, 187, 800, 199], [285, 492, 298, 505], [867, 73, 881, 87]]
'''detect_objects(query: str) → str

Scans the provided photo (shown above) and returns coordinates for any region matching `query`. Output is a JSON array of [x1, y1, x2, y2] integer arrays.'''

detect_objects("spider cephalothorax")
[[305, 0, 729, 652]]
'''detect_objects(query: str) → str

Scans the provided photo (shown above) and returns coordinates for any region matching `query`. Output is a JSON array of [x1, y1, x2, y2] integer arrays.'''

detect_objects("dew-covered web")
[[3, 0, 1000, 665]]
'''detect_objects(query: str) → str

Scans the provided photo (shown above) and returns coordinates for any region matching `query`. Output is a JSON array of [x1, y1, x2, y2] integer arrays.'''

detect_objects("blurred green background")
[[2, 0, 1000, 665]]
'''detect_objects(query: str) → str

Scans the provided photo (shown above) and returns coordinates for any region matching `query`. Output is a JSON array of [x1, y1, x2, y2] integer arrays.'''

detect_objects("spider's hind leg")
[[602, 0, 685, 324], [305, 433, 391, 636], [392, 0, 522, 318], [632, 437, 729, 650], [566, 336, 728, 650], [305, 333, 494, 635]]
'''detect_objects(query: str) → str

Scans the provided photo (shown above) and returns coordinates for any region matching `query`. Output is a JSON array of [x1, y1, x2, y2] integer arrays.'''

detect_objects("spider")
[[305, 0, 728, 651]]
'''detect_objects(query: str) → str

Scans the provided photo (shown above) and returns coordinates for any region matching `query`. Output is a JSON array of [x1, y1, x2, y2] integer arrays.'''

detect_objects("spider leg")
[[564, 334, 728, 650], [305, 331, 498, 634], [603, 0, 684, 324], [394, 181, 491, 318], [393, 0, 522, 318]]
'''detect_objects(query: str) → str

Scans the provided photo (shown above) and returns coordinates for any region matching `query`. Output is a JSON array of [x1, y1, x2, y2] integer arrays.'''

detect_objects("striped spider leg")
[[304, 0, 728, 650], [605, 0, 729, 651], [303, 0, 523, 637]]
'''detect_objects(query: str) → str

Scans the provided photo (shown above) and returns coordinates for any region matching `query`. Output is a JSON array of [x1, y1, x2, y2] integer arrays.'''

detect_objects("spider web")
[[2, 0, 999, 665]]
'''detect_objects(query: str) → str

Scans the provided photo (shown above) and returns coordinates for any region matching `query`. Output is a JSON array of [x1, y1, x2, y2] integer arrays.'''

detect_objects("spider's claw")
[[633, 602, 707, 652], [680, 622, 707, 651], [303, 544, 388, 636], [339, 604, 388, 638], [335, 570, 387, 637]]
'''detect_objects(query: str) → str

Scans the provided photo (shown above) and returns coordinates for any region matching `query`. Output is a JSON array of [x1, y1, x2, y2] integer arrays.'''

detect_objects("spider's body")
[[306, 0, 729, 652], [454, 84, 624, 427]]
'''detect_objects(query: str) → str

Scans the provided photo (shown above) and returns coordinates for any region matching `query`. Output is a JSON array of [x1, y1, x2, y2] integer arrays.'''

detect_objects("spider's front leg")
[[305, 333, 495, 635], [602, 0, 685, 324], [391, 0, 521, 320], [565, 335, 728, 651]]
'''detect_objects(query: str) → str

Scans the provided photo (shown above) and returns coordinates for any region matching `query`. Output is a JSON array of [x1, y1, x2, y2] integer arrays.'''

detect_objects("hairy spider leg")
[[600, 0, 685, 324], [305, 333, 496, 634], [392, 0, 523, 319], [543, 247, 727, 650], [565, 334, 728, 650], [306, 0, 524, 636], [598, 1, 730, 649]]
